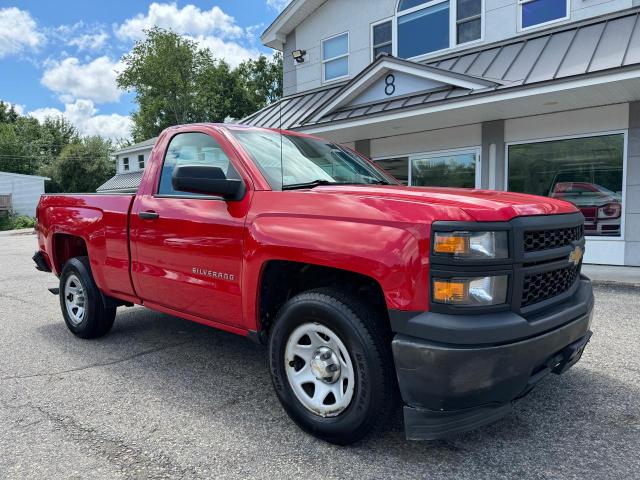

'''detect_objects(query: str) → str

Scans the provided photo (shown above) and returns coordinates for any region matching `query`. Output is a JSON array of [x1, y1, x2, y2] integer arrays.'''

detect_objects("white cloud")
[[114, 2, 260, 66], [29, 99, 132, 140], [266, 0, 290, 12], [51, 22, 110, 53], [41, 56, 123, 103], [67, 31, 109, 52], [190, 35, 260, 67], [115, 2, 243, 41], [0, 7, 45, 58]]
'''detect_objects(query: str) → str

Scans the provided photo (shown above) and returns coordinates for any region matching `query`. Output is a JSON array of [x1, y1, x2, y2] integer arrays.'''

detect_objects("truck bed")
[[37, 193, 137, 301]]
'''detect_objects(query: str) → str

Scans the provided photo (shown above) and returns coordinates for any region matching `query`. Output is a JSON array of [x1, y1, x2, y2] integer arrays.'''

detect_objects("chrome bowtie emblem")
[[569, 246, 583, 266]]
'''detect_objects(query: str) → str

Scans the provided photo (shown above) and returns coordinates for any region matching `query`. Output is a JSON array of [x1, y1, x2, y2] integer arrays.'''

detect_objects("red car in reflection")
[[550, 181, 621, 236]]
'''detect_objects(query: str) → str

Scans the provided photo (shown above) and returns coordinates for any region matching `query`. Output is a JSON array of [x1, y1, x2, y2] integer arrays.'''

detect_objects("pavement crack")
[[1, 399, 198, 479], [0, 341, 193, 382], [0, 291, 42, 307]]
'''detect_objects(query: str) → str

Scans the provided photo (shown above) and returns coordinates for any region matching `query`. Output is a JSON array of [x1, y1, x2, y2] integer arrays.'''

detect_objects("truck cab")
[[34, 123, 593, 444]]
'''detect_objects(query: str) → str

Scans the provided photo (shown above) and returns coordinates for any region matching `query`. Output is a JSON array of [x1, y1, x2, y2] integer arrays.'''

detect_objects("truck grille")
[[524, 225, 584, 252], [521, 264, 580, 307]]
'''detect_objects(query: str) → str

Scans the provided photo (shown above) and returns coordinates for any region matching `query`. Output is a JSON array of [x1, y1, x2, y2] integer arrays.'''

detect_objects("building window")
[[396, 0, 482, 59], [372, 20, 393, 59], [375, 149, 479, 188], [138, 154, 145, 169], [507, 133, 624, 237], [456, 0, 482, 44], [410, 149, 479, 188], [123, 157, 129, 171], [518, 0, 569, 30], [322, 32, 349, 82], [375, 157, 409, 184]]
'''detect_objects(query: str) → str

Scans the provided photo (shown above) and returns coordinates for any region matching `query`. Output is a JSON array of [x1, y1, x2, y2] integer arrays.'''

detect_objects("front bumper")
[[391, 278, 594, 440]]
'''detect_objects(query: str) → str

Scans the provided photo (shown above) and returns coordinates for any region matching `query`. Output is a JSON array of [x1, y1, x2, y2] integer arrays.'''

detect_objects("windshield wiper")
[[282, 179, 336, 190], [284, 180, 377, 190]]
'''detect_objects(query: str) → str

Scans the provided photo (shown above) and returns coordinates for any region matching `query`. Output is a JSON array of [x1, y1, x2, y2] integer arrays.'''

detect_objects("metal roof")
[[241, 7, 640, 130], [426, 7, 640, 85], [96, 170, 144, 193], [241, 83, 345, 130], [114, 137, 158, 156]]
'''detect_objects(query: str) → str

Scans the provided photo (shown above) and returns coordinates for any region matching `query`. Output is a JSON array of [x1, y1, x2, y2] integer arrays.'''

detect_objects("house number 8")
[[384, 74, 396, 96]]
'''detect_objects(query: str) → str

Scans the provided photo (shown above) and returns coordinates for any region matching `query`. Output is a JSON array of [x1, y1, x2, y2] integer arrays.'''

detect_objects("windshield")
[[229, 129, 394, 190]]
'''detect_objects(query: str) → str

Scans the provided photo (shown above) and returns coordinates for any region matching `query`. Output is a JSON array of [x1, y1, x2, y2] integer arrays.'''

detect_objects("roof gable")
[[307, 55, 500, 123]]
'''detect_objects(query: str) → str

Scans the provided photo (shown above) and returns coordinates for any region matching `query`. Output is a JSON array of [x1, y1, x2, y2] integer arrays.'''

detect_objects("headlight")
[[432, 231, 508, 259], [432, 275, 508, 306], [597, 202, 621, 219]]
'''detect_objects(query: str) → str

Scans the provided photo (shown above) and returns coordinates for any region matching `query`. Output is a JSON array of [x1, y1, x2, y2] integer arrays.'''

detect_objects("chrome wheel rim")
[[284, 323, 355, 417], [64, 274, 86, 325]]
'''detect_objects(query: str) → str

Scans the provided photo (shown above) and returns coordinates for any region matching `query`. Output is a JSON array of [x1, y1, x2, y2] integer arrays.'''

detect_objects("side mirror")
[[172, 165, 246, 201]]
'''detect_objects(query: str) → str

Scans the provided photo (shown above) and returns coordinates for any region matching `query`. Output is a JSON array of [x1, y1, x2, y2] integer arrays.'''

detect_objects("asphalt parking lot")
[[1, 232, 639, 480]]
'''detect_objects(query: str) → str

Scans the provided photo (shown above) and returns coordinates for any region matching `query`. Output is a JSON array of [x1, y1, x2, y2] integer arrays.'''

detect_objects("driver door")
[[130, 130, 250, 328]]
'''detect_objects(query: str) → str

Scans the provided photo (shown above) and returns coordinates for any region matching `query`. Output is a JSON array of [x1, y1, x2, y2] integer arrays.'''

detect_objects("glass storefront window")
[[375, 157, 409, 185], [411, 151, 478, 188], [508, 134, 625, 237]]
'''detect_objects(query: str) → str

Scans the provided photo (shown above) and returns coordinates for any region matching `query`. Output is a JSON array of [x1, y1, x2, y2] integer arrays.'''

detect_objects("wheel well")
[[53, 234, 88, 272], [258, 261, 389, 338]]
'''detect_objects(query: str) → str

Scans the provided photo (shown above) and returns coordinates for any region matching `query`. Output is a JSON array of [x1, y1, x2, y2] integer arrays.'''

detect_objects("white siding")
[[116, 147, 153, 174], [285, 0, 634, 94], [371, 123, 482, 158], [504, 103, 629, 142], [0, 173, 47, 217]]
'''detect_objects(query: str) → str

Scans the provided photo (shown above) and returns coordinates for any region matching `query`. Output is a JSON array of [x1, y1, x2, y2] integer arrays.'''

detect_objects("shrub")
[[0, 213, 36, 231]]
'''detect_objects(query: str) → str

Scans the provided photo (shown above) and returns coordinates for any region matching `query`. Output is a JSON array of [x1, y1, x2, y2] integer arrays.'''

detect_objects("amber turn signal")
[[433, 235, 467, 255], [433, 280, 467, 303]]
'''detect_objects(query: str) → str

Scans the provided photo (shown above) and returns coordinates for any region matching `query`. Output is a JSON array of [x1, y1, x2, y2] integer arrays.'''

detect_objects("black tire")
[[268, 288, 397, 445], [59, 256, 116, 339]]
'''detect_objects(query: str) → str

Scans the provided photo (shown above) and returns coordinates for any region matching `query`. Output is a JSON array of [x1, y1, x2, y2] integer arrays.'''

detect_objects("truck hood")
[[312, 185, 578, 221]]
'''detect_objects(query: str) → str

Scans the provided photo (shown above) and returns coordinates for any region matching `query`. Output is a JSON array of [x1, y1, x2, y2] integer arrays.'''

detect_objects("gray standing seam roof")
[[96, 170, 144, 193], [240, 7, 640, 130]]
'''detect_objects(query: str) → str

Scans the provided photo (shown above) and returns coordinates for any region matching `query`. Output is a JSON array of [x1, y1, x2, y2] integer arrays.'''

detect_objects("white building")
[[97, 137, 157, 193], [0, 172, 49, 217], [242, 0, 640, 266]]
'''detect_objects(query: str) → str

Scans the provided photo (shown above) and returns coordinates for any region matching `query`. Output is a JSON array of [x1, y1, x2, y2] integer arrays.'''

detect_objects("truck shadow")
[[32, 305, 638, 475]]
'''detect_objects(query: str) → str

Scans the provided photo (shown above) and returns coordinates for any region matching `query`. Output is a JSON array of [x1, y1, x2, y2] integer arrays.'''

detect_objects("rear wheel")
[[59, 257, 115, 339], [268, 288, 396, 445]]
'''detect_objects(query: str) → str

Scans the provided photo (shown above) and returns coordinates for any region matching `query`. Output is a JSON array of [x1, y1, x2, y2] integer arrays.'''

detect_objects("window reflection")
[[508, 134, 624, 237], [411, 152, 477, 188]]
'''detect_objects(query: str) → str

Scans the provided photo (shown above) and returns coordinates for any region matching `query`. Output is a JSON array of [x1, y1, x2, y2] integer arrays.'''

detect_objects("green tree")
[[117, 28, 211, 141], [0, 117, 46, 175], [42, 137, 115, 193], [0, 101, 19, 124], [117, 28, 283, 141], [39, 117, 78, 159], [236, 52, 283, 113]]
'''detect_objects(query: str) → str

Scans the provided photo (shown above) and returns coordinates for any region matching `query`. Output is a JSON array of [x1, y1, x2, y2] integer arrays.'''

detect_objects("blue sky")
[[0, 1, 287, 139]]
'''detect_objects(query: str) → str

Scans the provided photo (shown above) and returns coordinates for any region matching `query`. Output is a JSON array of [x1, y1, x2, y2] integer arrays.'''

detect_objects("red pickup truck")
[[33, 123, 593, 444]]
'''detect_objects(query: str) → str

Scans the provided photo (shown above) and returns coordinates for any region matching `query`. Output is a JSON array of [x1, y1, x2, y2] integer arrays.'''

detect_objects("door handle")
[[139, 210, 159, 220]]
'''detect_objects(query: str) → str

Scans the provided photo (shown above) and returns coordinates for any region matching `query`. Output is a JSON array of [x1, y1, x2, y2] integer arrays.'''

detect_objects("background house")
[[0, 171, 48, 217], [242, 0, 640, 266], [97, 137, 157, 193]]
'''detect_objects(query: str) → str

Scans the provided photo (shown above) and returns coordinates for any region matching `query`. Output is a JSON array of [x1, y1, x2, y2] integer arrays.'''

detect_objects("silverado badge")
[[569, 245, 584, 266]]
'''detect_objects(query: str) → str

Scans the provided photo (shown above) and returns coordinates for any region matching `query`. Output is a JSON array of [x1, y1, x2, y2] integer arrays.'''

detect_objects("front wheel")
[[59, 256, 116, 339], [268, 288, 397, 445]]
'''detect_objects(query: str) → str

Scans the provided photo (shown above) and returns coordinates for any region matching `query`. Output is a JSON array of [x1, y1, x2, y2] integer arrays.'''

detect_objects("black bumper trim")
[[400, 326, 592, 440], [389, 278, 593, 346], [404, 403, 513, 441], [32, 251, 51, 273]]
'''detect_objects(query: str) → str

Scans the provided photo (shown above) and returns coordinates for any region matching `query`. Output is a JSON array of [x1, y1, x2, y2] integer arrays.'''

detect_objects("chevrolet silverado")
[[33, 123, 593, 444]]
